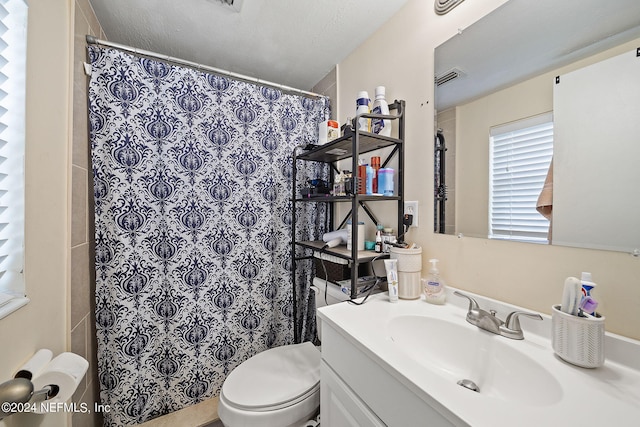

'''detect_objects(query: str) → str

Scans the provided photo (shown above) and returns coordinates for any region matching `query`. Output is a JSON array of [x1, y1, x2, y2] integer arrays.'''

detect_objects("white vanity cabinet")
[[318, 292, 640, 427], [320, 361, 385, 427], [320, 321, 460, 427]]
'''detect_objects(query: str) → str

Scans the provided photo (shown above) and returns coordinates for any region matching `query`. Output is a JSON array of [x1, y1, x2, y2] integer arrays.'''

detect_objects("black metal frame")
[[291, 100, 405, 343], [434, 130, 447, 234]]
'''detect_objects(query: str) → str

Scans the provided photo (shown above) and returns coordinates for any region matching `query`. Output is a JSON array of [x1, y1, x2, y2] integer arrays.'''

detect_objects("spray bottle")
[[422, 259, 446, 304]]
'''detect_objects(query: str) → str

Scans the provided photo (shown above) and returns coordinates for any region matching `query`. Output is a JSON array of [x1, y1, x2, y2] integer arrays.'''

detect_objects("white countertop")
[[317, 287, 640, 427]]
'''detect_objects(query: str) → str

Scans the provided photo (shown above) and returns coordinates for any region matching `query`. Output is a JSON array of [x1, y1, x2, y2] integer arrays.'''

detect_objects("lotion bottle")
[[423, 259, 446, 304], [356, 91, 370, 132], [371, 86, 391, 136]]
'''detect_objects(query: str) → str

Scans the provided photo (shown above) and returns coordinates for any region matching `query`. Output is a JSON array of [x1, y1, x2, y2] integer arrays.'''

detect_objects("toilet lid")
[[222, 342, 320, 411]]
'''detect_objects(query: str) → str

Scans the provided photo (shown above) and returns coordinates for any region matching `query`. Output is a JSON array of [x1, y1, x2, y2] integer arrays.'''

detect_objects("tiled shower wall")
[[71, 0, 104, 425], [312, 66, 337, 119]]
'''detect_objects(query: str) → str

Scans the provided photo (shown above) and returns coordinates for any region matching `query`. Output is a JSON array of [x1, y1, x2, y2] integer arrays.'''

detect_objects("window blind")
[[489, 112, 553, 243], [0, 0, 27, 318]]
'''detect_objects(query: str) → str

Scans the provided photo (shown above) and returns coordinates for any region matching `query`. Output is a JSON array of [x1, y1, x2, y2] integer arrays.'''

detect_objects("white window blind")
[[0, 0, 28, 319], [489, 112, 553, 243]]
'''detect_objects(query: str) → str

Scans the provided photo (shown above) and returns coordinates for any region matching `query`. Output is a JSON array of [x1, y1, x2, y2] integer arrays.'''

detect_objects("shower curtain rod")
[[85, 35, 324, 99]]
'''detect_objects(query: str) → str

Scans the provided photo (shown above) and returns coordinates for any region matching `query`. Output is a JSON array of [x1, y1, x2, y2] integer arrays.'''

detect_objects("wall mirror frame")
[[434, 0, 640, 254]]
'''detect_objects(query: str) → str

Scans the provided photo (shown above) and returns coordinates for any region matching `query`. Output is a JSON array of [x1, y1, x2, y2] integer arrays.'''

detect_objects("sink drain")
[[457, 379, 480, 393]]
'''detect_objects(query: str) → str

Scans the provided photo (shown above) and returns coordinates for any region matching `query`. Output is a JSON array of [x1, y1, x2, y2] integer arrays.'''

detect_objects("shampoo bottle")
[[371, 86, 391, 136], [423, 259, 446, 304]]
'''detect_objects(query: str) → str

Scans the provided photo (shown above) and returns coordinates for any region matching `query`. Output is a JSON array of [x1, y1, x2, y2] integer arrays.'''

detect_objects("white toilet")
[[217, 278, 348, 427]]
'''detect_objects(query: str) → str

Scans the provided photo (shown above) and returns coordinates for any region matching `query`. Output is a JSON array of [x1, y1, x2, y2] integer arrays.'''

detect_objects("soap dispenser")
[[422, 259, 446, 304]]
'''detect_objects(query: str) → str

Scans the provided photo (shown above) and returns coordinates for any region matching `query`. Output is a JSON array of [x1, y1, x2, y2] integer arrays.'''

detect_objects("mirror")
[[434, 0, 640, 253]]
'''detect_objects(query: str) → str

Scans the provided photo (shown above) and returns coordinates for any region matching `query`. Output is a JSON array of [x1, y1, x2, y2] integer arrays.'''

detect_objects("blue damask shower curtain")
[[88, 46, 328, 425]]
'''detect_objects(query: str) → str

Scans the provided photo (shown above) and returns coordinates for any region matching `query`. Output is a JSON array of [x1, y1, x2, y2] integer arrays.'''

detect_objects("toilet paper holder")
[[0, 348, 88, 419], [0, 375, 58, 419]]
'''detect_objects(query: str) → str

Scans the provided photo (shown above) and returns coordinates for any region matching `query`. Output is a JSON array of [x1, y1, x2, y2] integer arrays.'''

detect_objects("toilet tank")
[[312, 277, 350, 341], [313, 277, 350, 307]]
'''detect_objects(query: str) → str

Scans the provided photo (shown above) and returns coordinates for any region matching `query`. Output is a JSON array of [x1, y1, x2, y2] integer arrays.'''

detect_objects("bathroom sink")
[[388, 315, 563, 407]]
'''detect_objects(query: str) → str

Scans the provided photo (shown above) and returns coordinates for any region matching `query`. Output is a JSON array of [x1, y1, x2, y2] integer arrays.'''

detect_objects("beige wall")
[[0, 1, 72, 427], [336, 0, 640, 340]]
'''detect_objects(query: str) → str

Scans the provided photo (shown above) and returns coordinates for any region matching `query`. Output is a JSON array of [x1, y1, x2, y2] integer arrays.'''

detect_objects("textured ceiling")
[[89, 0, 410, 91]]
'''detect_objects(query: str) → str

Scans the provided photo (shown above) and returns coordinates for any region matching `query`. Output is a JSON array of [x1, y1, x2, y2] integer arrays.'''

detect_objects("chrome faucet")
[[499, 311, 543, 340], [454, 291, 542, 340]]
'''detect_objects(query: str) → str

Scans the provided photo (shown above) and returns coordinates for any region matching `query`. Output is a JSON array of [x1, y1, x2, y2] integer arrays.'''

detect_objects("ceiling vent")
[[435, 0, 466, 15], [435, 67, 466, 86]]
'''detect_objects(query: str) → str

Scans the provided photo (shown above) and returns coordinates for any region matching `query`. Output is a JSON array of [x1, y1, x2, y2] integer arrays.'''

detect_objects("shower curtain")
[[88, 46, 328, 426]]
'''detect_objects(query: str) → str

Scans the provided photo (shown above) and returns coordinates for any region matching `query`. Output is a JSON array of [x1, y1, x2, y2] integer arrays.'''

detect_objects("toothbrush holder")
[[551, 304, 605, 368]]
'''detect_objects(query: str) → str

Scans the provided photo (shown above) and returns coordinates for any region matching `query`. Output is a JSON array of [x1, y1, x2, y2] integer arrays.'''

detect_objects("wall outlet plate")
[[404, 201, 419, 227]]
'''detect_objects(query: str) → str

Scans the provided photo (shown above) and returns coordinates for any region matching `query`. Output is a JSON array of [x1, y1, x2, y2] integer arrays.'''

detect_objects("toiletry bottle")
[[384, 259, 399, 303], [423, 259, 446, 304], [580, 272, 597, 297], [371, 156, 380, 193], [378, 168, 394, 196], [356, 91, 370, 132], [336, 171, 348, 196], [357, 159, 367, 194], [580, 272, 598, 314], [374, 224, 383, 253], [332, 172, 341, 196], [365, 165, 374, 195], [371, 86, 391, 136]]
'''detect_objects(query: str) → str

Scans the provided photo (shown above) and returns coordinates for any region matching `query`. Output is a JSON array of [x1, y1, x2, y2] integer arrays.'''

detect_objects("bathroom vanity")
[[317, 288, 640, 426]]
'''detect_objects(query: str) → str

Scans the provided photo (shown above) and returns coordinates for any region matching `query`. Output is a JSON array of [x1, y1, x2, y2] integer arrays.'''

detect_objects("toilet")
[[217, 278, 348, 427]]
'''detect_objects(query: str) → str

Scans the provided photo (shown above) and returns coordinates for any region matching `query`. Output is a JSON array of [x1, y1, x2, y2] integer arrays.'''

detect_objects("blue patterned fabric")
[[88, 46, 328, 426]]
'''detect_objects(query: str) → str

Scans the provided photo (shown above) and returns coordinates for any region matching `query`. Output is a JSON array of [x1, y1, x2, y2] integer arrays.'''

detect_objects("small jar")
[[381, 228, 396, 253]]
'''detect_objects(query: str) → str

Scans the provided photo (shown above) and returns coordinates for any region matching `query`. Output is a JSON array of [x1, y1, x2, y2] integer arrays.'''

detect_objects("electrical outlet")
[[404, 201, 419, 227]]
